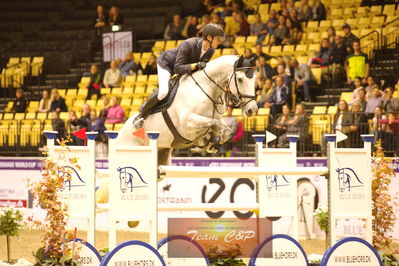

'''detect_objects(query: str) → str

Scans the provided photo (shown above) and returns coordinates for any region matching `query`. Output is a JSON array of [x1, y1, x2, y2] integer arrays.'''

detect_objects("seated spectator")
[[282, 19, 302, 45], [106, 96, 125, 124], [119, 52, 141, 77], [103, 60, 122, 88], [326, 35, 346, 83], [87, 64, 103, 100], [183, 16, 199, 38], [350, 101, 369, 147], [365, 76, 379, 100], [257, 9, 278, 45], [272, 64, 291, 88], [73, 104, 92, 131], [291, 58, 316, 102], [257, 78, 274, 108], [251, 14, 264, 36], [11, 89, 27, 113], [380, 113, 399, 153], [236, 13, 250, 36], [309, 38, 331, 69], [296, 0, 312, 22], [289, 10, 303, 32], [143, 54, 158, 75], [346, 41, 369, 84], [90, 110, 105, 134], [278, 0, 288, 16], [372, 106, 387, 133], [311, 0, 326, 21], [266, 76, 291, 118], [333, 100, 353, 147], [271, 15, 289, 46], [51, 111, 66, 140], [164, 14, 184, 40], [365, 87, 382, 118], [278, 103, 309, 148], [327, 26, 336, 47], [230, 48, 239, 55], [255, 44, 273, 60], [38, 90, 52, 113], [197, 14, 212, 37], [256, 56, 274, 79], [67, 110, 83, 145], [109, 6, 124, 27], [198, 0, 215, 16], [255, 75, 265, 92], [244, 48, 253, 59], [274, 104, 291, 138], [381, 87, 399, 113], [99, 96, 110, 120], [211, 13, 225, 29], [357, 88, 367, 112], [287, 0, 296, 14], [342, 24, 359, 54], [93, 5, 107, 50], [50, 88, 68, 112], [352, 77, 364, 103]]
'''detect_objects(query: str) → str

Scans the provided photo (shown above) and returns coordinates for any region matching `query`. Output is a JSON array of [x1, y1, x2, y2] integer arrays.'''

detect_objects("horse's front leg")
[[218, 118, 232, 145], [186, 113, 223, 133]]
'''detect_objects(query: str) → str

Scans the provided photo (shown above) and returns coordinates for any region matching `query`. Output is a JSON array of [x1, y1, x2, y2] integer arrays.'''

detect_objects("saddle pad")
[[149, 76, 180, 115]]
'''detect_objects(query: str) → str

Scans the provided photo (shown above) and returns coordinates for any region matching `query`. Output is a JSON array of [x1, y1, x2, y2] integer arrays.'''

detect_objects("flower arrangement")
[[27, 137, 82, 265], [207, 244, 246, 266], [313, 203, 328, 251], [0, 206, 23, 263]]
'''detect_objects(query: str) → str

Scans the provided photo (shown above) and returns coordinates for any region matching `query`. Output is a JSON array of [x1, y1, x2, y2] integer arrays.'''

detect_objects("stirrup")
[[133, 117, 144, 130]]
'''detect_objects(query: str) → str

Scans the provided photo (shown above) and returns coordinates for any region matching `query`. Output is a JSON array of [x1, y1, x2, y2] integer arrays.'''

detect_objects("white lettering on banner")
[[274, 252, 298, 259], [113, 260, 155, 266], [188, 230, 219, 241], [0, 162, 14, 167], [334, 255, 372, 263], [224, 230, 256, 242]]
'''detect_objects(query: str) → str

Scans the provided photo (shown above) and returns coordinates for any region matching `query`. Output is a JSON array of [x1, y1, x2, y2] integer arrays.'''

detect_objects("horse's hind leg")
[[158, 148, 172, 166]]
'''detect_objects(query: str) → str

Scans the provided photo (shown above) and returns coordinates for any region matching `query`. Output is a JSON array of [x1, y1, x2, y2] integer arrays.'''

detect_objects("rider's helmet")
[[202, 23, 225, 41]]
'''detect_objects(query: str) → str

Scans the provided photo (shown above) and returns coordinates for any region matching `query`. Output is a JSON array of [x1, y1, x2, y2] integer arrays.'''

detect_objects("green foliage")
[[314, 204, 328, 233], [33, 247, 80, 266], [379, 250, 399, 266], [208, 244, 246, 266], [99, 247, 109, 258], [0, 206, 23, 237]]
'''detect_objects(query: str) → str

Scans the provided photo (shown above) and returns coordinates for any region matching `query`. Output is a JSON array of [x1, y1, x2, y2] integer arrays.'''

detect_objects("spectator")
[[260, 9, 278, 36], [99, 96, 110, 120], [236, 13, 250, 36], [346, 41, 369, 84], [254, 44, 273, 60], [311, 0, 326, 21], [244, 48, 253, 59], [257, 78, 274, 107], [119, 52, 141, 77], [87, 64, 103, 100], [50, 88, 68, 112], [309, 38, 331, 68], [278, 103, 309, 148], [38, 90, 52, 113], [251, 14, 264, 36], [342, 24, 359, 53], [372, 106, 386, 133], [357, 88, 367, 112], [272, 64, 291, 88], [289, 10, 303, 32], [296, 0, 312, 22], [90, 110, 105, 134], [71, 104, 92, 131], [109, 6, 124, 27], [230, 48, 239, 55], [278, 0, 288, 16], [282, 19, 302, 45], [198, 0, 215, 16], [352, 77, 364, 102], [67, 110, 82, 145], [211, 13, 225, 29], [327, 26, 336, 47], [11, 88, 27, 113], [327, 35, 346, 83], [51, 111, 66, 140], [93, 5, 107, 50], [197, 14, 212, 37], [256, 55, 274, 79], [365, 87, 382, 118], [333, 100, 353, 147], [143, 54, 158, 75], [381, 87, 399, 113], [106, 96, 125, 124], [183, 16, 199, 38], [274, 104, 291, 138], [350, 101, 369, 147], [365, 76, 379, 100], [291, 58, 316, 102], [271, 15, 289, 45], [222, 104, 238, 139], [164, 14, 184, 40], [103, 60, 122, 88], [287, 0, 296, 15], [266, 76, 291, 118], [380, 113, 399, 153]]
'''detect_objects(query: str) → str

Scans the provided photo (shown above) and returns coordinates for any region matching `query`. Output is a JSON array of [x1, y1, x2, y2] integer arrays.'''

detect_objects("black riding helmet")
[[202, 23, 225, 41]]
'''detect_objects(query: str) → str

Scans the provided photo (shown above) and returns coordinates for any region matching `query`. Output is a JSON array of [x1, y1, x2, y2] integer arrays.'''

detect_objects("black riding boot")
[[132, 93, 159, 129]]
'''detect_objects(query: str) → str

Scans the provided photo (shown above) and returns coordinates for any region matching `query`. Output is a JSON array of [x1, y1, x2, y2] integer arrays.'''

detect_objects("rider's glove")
[[193, 62, 206, 71]]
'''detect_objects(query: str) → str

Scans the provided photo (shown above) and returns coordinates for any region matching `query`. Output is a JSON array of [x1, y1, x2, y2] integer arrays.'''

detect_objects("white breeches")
[[157, 64, 171, 100]]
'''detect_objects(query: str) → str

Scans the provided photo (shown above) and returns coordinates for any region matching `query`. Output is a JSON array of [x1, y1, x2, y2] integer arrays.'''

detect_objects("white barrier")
[[326, 134, 373, 246], [44, 131, 97, 246], [106, 131, 328, 249]]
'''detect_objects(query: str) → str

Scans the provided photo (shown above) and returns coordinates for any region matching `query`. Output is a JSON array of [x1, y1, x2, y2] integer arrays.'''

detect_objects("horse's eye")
[[238, 78, 243, 82]]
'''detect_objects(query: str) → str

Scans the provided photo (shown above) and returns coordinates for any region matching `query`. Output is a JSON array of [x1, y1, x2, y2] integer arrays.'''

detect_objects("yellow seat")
[[31, 57, 44, 76], [245, 36, 257, 48], [383, 4, 396, 16], [164, 41, 176, 50], [371, 16, 385, 26], [282, 45, 295, 54], [114, 123, 124, 131], [308, 43, 320, 53], [25, 112, 36, 119], [86, 99, 97, 109], [5, 101, 13, 112], [232, 108, 242, 116], [101, 88, 111, 95], [135, 75, 148, 86], [141, 52, 152, 60], [270, 2, 280, 11], [36, 112, 47, 120], [147, 75, 158, 86], [111, 87, 122, 95], [311, 68, 322, 84], [222, 48, 234, 55], [59, 112, 69, 121], [311, 119, 329, 144], [269, 46, 282, 56], [123, 87, 134, 95], [307, 32, 321, 44], [132, 98, 143, 107], [247, 15, 256, 24], [370, 5, 382, 15], [343, 8, 356, 18], [358, 17, 371, 27], [27, 101, 39, 112], [152, 40, 165, 53], [14, 113, 25, 120], [328, 106, 338, 115], [105, 123, 114, 130], [73, 99, 85, 108], [233, 36, 246, 49], [124, 75, 136, 87], [340, 92, 353, 103], [332, 19, 345, 28], [3, 113, 14, 120], [258, 4, 270, 17], [297, 56, 308, 64], [312, 106, 327, 115], [306, 21, 319, 30], [133, 53, 141, 61], [176, 40, 184, 46], [120, 98, 132, 108], [255, 115, 269, 130], [257, 108, 270, 115], [330, 8, 343, 19], [67, 89, 77, 96], [134, 86, 146, 95], [78, 89, 88, 97], [319, 20, 331, 30], [8, 57, 20, 65], [146, 85, 157, 95], [58, 89, 66, 97], [294, 44, 308, 56]]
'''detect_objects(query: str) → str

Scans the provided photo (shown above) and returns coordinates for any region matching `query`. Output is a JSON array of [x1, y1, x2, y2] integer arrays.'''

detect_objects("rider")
[[133, 23, 225, 129]]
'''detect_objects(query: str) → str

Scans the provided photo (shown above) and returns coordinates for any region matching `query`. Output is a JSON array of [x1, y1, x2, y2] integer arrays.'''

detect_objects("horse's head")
[[117, 167, 127, 193], [229, 55, 258, 117]]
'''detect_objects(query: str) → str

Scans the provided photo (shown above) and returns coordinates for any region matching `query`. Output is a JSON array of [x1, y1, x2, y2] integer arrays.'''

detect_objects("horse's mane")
[[207, 55, 239, 67]]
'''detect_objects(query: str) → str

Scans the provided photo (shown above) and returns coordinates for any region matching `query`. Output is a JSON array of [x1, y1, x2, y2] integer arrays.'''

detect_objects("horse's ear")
[[235, 55, 244, 69], [249, 55, 258, 66]]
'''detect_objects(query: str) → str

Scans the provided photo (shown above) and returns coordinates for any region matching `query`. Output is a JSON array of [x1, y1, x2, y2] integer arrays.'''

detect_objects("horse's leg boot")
[[133, 94, 160, 129]]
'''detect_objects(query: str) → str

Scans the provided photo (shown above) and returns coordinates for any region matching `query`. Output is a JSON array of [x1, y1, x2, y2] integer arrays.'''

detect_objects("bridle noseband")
[[227, 66, 256, 108]]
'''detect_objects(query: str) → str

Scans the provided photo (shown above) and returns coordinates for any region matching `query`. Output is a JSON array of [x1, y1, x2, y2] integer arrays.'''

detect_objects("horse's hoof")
[[128, 221, 140, 228]]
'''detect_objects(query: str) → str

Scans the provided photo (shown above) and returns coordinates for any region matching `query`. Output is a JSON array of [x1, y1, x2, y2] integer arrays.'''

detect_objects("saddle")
[[149, 75, 180, 115]]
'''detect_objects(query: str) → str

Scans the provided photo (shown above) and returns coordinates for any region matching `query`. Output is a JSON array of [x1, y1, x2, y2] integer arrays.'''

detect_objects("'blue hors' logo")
[[336, 168, 364, 192], [117, 167, 147, 193], [58, 166, 86, 191], [266, 175, 290, 191]]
